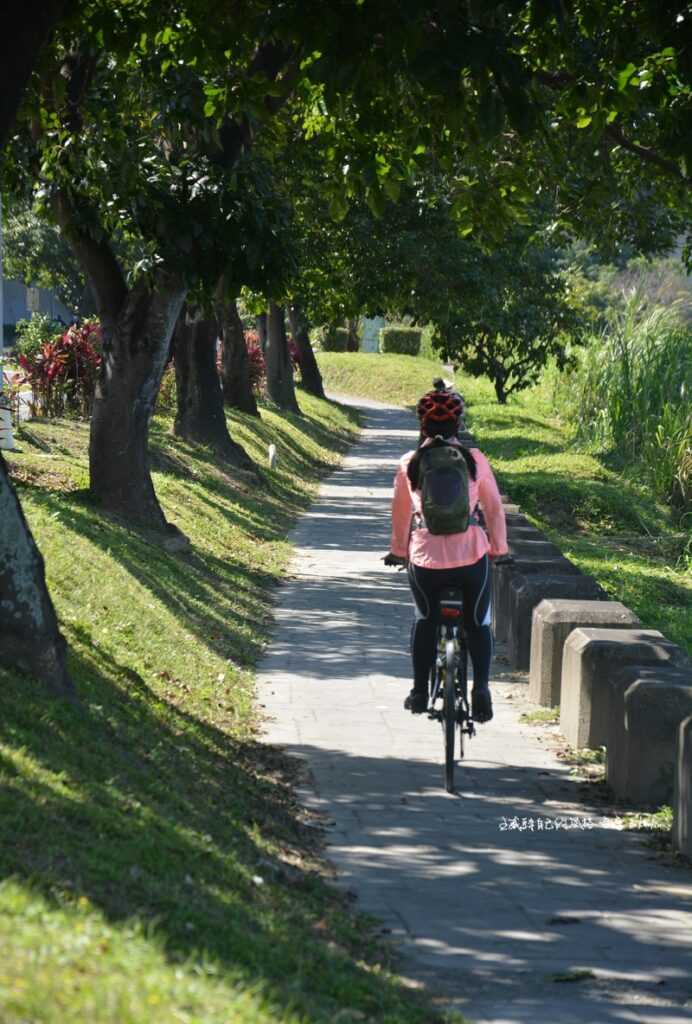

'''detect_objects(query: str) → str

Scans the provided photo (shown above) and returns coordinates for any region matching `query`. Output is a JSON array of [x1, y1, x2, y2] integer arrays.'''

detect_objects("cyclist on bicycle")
[[384, 387, 508, 722]]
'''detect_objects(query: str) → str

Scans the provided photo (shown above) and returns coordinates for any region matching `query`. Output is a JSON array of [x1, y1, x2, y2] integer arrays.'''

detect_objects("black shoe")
[[404, 689, 428, 714], [472, 688, 493, 723]]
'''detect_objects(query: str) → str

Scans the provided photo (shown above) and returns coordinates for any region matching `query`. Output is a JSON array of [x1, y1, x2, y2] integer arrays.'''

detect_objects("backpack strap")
[[412, 510, 479, 531]]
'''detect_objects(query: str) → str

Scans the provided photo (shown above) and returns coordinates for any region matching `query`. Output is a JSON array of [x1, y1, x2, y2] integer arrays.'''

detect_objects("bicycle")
[[383, 554, 474, 793], [428, 587, 475, 793]]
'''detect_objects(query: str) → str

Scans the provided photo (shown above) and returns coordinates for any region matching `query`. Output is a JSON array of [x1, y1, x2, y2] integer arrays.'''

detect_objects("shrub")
[[14, 313, 64, 361], [18, 319, 102, 419], [313, 326, 350, 352], [215, 330, 298, 397], [379, 326, 422, 355], [244, 330, 266, 395]]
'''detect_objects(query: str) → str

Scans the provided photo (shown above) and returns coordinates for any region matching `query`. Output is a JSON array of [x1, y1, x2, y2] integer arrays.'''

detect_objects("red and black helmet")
[[416, 389, 464, 435]]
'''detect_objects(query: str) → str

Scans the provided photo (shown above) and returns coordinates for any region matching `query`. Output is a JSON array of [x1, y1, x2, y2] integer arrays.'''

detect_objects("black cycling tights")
[[407, 555, 492, 694]]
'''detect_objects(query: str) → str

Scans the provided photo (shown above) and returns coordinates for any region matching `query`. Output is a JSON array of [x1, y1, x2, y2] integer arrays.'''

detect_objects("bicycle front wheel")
[[443, 639, 456, 793]]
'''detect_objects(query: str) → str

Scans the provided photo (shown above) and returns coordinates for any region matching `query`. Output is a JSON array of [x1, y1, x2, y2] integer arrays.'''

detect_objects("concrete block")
[[606, 663, 692, 805], [507, 538, 563, 560], [507, 574, 604, 671], [560, 628, 679, 749], [673, 716, 692, 857], [529, 599, 641, 707], [492, 557, 580, 643], [506, 524, 545, 540]]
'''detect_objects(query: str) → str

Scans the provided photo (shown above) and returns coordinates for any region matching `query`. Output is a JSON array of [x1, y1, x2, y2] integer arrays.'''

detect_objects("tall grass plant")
[[554, 295, 691, 516]]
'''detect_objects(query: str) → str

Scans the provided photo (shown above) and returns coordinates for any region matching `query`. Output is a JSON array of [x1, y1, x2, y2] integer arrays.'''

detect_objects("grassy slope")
[[0, 393, 449, 1024], [318, 352, 449, 410], [317, 353, 691, 655]]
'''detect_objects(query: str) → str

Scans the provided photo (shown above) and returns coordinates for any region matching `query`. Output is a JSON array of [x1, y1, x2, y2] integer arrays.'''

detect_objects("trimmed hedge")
[[379, 326, 422, 355], [314, 326, 350, 352]]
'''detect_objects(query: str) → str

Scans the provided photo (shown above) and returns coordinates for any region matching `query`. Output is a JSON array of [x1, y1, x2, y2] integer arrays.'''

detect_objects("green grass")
[[519, 707, 560, 725], [621, 805, 673, 832], [317, 351, 450, 409], [316, 351, 691, 656], [0, 392, 452, 1024]]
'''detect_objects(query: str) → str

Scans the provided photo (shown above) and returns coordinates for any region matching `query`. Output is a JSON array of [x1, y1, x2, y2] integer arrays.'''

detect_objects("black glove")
[[492, 554, 515, 567], [383, 553, 407, 568]]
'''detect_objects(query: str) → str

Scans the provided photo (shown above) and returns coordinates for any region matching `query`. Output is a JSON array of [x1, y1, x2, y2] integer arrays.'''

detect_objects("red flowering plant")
[[244, 330, 266, 395], [287, 335, 301, 373], [19, 320, 103, 418]]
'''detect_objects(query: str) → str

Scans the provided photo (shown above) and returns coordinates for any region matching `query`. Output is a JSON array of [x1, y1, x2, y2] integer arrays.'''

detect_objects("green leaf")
[[365, 186, 385, 218], [382, 177, 401, 202], [328, 194, 348, 221], [576, 114, 592, 128], [617, 63, 637, 92]]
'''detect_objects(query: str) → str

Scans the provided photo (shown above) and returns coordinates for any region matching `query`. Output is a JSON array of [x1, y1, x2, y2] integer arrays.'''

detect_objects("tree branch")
[[535, 69, 689, 188], [216, 40, 301, 168], [52, 190, 127, 320], [605, 124, 688, 186]]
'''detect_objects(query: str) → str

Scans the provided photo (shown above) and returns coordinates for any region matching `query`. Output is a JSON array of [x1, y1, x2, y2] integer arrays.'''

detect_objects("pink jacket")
[[389, 442, 508, 569]]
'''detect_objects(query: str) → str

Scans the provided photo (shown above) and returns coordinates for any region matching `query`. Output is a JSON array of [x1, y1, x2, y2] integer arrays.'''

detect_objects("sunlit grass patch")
[[316, 351, 451, 409], [519, 707, 560, 725]]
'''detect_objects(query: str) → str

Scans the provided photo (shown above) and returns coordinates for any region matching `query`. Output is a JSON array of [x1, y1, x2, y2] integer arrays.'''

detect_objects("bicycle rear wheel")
[[443, 639, 456, 793]]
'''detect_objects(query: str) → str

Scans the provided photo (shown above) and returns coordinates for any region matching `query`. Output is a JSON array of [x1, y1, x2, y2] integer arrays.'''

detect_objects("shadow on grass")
[[13, 484, 275, 668], [11, 401, 361, 671], [493, 466, 654, 535], [0, 649, 431, 1020]]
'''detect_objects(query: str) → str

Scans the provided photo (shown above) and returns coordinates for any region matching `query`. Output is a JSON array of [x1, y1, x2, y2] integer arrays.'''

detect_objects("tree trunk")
[[346, 317, 360, 352], [0, 3, 76, 699], [173, 311, 254, 469], [0, 456, 74, 696], [89, 274, 187, 527], [0, 0, 69, 145], [266, 302, 301, 414], [220, 299, 259, 416], [288, 303, 325, 399], [256, 313, 268, 354], [494, 376, 508, 404]]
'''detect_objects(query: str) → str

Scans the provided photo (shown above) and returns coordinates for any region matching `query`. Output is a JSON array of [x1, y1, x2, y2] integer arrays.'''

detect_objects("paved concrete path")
[[257, 398, 692, 1024]]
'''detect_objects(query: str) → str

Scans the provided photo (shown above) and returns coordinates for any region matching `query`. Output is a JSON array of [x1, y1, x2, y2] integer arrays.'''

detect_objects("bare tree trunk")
[[173, 310, 254, 468], [0, 457, 74, 696], [220, 299, 259, 416], [288, 303, 325, 399], [88, 274, 186, 527], [346, 317, 360, 352], [53, 190, 189, 528], [266, 303, 301, 414], [0, 0, 75, 698]]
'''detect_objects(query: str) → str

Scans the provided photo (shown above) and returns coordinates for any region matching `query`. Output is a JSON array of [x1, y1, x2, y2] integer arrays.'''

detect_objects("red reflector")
[[441, 606, 462, 619]]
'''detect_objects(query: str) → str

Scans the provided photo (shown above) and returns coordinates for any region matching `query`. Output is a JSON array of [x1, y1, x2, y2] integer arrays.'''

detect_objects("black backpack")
[[418, 439, 472, 535]]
